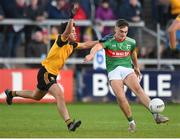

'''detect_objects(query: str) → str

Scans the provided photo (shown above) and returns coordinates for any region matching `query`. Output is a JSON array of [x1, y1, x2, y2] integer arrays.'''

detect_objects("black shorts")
[[37, 66, 57, 91]]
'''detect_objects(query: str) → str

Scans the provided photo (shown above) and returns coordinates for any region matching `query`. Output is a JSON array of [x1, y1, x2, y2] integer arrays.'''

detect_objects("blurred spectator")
[[93, 20, 105, 39], [82, 27, 94, 42], [73, 0, 87, 20], [108, 0, 124, 17], [94, 0, 101, 8], [24, 0, 47, 57], [27, 30, 47, 58], [162, 47, 180, 59], [39, 0, 52, 10], [3, 0, 27, 57], [0, 3, 5, 57], [47, 0, 70, 19], [50, 26, 59, 46], [118, 0, 143, 43], [118, 0, 142, 22], [0, 4, 4, 20], [26, 0, 47, 21], [95, 0, 115, 36], [79, 0, 92, 19], [42, 28, 49, 46], [76, 26, 99, 59], [72, 0, 87, 42], [151, 0, 171, 30], [76, 27, 93, 58], [147, 42, 166, 59]]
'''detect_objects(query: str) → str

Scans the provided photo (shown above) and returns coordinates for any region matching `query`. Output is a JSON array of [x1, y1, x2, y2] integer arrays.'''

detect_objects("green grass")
[[0, 103, 180, 138]]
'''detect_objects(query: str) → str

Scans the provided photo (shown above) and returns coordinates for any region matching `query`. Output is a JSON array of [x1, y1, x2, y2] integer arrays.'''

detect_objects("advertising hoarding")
[[0, 69, 74, 103]]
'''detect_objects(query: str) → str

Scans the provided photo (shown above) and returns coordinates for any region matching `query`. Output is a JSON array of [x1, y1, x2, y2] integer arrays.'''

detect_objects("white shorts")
[[108, 66, 134, 81]]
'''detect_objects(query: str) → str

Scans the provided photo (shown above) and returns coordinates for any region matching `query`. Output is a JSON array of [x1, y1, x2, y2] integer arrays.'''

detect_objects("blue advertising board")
[[78, 69, 180, 103]]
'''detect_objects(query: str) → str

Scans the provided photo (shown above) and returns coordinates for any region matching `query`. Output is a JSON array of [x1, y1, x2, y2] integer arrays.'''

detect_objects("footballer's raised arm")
[[61, 19, 74, 41], [84, 43, 104, 63]]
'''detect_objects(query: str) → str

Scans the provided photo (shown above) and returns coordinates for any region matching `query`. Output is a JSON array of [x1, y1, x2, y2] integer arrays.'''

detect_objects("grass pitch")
[[0, 103, 180, 138]]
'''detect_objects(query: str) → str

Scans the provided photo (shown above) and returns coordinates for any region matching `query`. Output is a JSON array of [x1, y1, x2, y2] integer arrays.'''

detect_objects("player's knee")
[[55, 91, 65, 100], [118, 97, 128, 104], [116, 94, 126, 102], [32, 95, 42, 101]]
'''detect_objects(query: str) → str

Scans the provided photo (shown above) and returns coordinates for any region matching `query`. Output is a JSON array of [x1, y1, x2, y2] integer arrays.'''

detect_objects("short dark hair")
[[115, 19, 129, 28], [59, 22, 75, 34]]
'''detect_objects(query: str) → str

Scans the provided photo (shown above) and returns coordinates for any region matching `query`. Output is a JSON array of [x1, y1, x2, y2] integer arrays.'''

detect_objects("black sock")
[[127, 116, 133, 122], [9, 91, 13, 98], [65, 119, 73, 128]]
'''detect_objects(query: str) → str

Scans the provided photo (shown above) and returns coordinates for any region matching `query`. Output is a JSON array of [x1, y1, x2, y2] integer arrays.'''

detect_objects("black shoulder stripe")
[[69, 42, 78, 48], [56, 35, 68, 47]]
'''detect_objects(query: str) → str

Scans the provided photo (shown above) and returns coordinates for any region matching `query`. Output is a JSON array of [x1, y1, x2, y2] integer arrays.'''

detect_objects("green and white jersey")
[[102, 36, 136, 73]]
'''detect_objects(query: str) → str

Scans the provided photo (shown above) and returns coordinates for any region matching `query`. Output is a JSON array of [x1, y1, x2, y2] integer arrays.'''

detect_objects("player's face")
[[114, 26, 128, 40], [69, 27, 77, 41]]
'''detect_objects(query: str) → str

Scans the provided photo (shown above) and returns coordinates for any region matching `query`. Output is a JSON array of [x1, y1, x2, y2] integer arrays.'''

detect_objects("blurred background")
[[0, 0, 180, 104]]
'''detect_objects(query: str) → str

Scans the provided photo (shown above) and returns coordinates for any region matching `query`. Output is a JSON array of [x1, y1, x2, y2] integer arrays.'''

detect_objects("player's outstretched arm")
[[77, 33, 114, 49], [168, 19, 180, 49], [77, 41, 99, 49], [84, 43, 103, 63]]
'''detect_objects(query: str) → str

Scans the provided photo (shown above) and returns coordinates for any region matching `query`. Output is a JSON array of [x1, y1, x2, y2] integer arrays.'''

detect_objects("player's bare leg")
[[124, 73, 169, 124], [48, 83, 81, 131], [16, 88, 46, 100], [110, 80, 136, 132], [48, 83, 71, 121], [5, 88, 46, 105], [124, 73, 151, 109], [168, 20, 180, 49]]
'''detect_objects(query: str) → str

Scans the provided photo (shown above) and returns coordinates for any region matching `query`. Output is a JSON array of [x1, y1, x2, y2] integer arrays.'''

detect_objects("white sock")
[[129, 120, 135, 125]]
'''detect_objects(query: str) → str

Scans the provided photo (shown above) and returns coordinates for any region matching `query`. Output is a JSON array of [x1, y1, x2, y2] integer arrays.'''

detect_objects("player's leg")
[[124, 73, 150, 108], [110, 80, 132, 119], [16, 88, 47, 100], [168, 19, 180, 49], [48, 83, 81, 131], [124, 73, 169, 124], [110, 80, 136, 132], [5, 88, 47, 105]]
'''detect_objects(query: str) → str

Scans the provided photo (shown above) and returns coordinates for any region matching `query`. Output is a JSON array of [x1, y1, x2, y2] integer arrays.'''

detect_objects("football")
[[149, 98, 165, 113]]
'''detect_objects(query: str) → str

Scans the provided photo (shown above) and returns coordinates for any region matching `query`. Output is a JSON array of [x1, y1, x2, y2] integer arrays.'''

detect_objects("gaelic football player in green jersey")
[[84, 19, 169, 132]]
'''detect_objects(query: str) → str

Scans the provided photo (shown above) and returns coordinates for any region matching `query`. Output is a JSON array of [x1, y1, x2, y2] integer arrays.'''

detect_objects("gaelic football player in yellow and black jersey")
[[84, 19, 169, 132], [4, 6, 99, 131], [168, 14, 180, 49]]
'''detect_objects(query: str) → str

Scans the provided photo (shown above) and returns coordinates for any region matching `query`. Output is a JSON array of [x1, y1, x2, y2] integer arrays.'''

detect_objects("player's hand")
[[83, 54, 94, 63], [134, 66, 141, 79]]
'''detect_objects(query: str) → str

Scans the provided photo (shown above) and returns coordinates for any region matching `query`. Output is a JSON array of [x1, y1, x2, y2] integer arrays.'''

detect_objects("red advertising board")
[[0, 69, 74, 103]]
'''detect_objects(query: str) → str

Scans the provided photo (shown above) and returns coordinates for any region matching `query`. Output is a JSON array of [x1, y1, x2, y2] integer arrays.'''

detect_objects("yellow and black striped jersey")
[[42, 35, 79, 75]]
